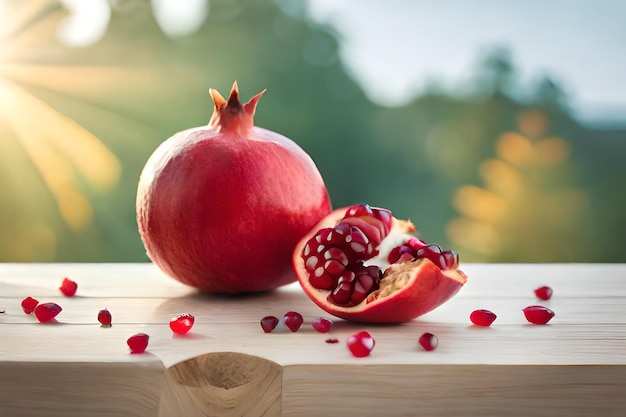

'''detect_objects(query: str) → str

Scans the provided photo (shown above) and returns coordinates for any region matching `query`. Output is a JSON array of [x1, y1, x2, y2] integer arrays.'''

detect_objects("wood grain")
[[160, 352, 282, 417], [1, 263, 625, 416]]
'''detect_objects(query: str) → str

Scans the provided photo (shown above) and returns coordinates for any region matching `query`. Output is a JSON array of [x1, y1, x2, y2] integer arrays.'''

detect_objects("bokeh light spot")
[[57, 0, 111, 47], [496, 132, 533, 166], [151, 0, 209, 38]]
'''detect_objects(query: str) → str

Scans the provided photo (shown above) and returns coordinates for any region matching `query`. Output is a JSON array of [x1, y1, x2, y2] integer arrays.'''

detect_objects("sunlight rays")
[[0, 77, 121, 230], [0, 0, 121, 240]]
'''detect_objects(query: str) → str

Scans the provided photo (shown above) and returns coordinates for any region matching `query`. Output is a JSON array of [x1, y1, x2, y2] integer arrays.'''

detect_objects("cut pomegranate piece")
[[418, 332, 438, 351], [534, 286, 553, 301], [311, 317, 333, 333], [346, 331, 375, 357], [98, 308, 112, 327], [34, 302, 62, 323], [283, 311, 304, 332], [21, 296, 39, 314], [260, 315, 279, 333], [523, 305, 555, 324], [127, 333, 150, 353], [470, 309, 497, 326], [59, 277, 78, 297], [293, 205, 468, 323], [169, 313, 195, 335]]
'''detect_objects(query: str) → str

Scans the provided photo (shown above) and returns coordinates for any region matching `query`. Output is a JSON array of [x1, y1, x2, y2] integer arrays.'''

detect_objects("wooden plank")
[[282, 365, 626, 417], [0, 360, 165, 417], [1, 263, 625, 416]]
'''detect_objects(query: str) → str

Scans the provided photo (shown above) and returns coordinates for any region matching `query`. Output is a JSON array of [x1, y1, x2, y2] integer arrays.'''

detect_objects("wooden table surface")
[[1, 263, 625, 416]]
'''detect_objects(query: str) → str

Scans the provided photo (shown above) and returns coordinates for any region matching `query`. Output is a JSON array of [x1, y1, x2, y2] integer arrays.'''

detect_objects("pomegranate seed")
[[343, 205, 393, 236], [127, 333, 150, 354], [415, 244, 449, 270], [344, 225, 374, 258], [523, 305, 555, 324], [372, 207, 393, 234], [312, 317, 333, 333], [387, 240, 458, 270], [34, 302, 62, 323], [418, 332, 438, 351], [303, 243, 350, 290], [325, 338, 339, 344], [318, 225, 350, 246], [534, 286, 553, 301], [406, 237, 427, 250], [441, 249, 459, 269], [98, 308, 112, 327], [338, 219, 380, 251], [470, 309, 497, 326], [346, 331, 375, 357], [387, 244, 415, 264], [170, 313, 195, 335], [260, 315, 279, 333], [283, 311, 304, 332], [59, 277, 78, 297], [21, 296, 39, 314], [330, 264, 381, 306], [344, 204, 375, 218]]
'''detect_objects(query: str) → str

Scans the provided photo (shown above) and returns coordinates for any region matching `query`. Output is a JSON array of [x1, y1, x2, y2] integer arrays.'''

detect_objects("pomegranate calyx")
[[208, 81, 265, 134]]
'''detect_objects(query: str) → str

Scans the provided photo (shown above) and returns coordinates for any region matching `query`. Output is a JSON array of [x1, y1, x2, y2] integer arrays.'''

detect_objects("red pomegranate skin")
[[137, 83, 331, 293]]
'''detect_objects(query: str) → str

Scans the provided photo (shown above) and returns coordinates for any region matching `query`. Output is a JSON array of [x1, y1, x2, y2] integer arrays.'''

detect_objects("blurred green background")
[[0, 0, 624, 263]]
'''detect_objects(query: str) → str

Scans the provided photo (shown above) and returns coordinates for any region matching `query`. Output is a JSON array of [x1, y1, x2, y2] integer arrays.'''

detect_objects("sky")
[[306, 0, 626, 126]]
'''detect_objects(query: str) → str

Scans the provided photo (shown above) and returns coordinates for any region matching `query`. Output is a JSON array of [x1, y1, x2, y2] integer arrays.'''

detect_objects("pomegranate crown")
[[208, 81, 266, 133]]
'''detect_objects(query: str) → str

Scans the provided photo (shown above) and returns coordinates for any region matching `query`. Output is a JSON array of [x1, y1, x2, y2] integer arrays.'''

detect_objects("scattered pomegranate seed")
[[283, 311, 304, 332], [21, 296, 39, 314], [127, 333, 150, 353], [470, 309, 497, 326], [325, 338, 339, 344], [34, 302, 62, 323], [418, 332, 438, 351], [523, 305, 555, 324], [312, 317, 333, 333], [169, 313, 195, 335], [534, 286, 553, 301], [59, 277, 78, 297], [98, 308, 112, 327], [346, 331, 375, 357], [260, 315, 279, 333]]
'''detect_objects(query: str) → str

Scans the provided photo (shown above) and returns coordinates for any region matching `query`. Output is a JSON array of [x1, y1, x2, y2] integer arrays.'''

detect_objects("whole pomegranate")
[[293, 204, 467, 323], [137, 82, 331, 293]]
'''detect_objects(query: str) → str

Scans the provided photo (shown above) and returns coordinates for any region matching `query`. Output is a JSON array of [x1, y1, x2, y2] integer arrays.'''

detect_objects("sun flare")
[[0, 0, 122, 260]]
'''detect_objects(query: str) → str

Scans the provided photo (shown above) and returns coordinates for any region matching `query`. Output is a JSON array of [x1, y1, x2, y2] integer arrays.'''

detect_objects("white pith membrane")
[[363, 220, 415, 271], [362, 219, 427, 303]]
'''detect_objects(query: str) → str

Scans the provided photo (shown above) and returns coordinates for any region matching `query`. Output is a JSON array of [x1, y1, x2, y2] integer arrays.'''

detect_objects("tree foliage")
[[0, 0, 624, 263]]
